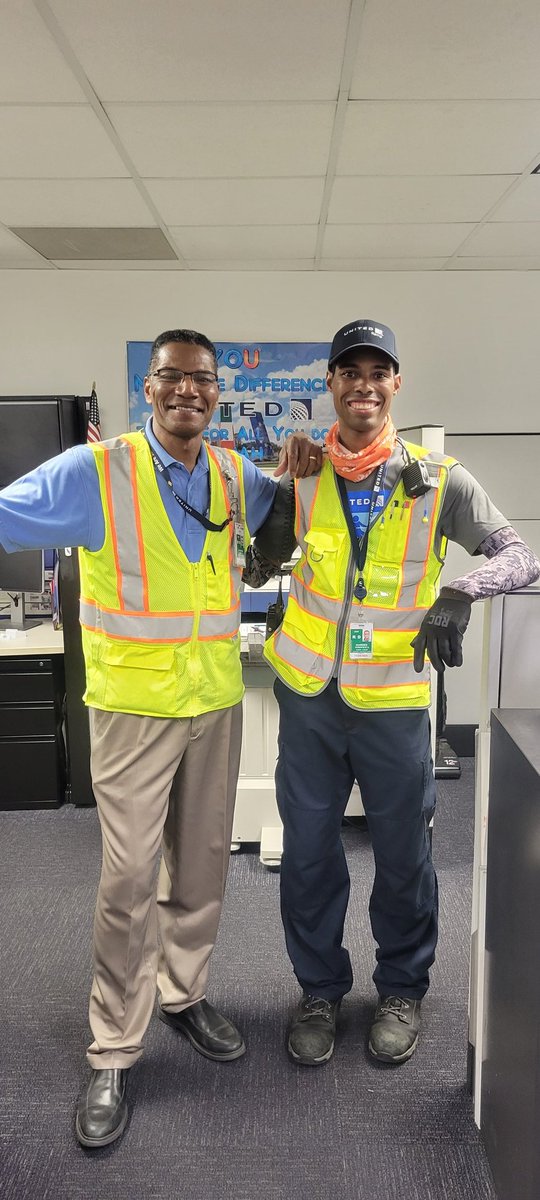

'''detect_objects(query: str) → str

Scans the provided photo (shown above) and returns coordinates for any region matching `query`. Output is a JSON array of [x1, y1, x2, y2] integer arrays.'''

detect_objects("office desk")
[[0, 622, 66, 808]]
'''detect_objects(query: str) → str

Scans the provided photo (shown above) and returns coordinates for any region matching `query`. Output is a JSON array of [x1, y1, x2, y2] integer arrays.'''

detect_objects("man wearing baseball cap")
[[254, 317, 540, 1067]]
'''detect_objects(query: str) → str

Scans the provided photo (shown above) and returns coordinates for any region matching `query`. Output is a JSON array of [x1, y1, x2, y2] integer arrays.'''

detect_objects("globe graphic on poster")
[[290, 401, 310, 421]]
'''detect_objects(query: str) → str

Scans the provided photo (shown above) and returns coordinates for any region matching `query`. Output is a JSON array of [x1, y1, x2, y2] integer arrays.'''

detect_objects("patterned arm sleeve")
[[445, 526, 540, 602]]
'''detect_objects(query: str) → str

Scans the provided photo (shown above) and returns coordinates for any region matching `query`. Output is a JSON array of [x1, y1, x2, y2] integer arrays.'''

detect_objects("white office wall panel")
[[444, 436, 540, 522]]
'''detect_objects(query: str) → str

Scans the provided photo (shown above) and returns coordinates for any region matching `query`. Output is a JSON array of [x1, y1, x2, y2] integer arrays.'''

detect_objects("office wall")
[[1, 268, 539, 438], [1, 266, 538, 726]]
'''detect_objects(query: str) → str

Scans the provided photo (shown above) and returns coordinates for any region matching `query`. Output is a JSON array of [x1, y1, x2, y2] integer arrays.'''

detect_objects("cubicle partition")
[[468, 584, 540, 1137]]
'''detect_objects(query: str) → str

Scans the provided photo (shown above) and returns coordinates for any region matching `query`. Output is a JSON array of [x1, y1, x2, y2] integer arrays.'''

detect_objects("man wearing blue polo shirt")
[[0, 327, 320, 1149]]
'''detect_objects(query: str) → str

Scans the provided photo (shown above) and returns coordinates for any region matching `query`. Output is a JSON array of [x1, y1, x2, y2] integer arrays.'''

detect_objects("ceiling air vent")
[[9, 227, 177, 261]]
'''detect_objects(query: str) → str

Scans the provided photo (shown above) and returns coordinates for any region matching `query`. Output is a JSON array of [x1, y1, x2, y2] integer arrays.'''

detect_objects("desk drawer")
[[0, 737, 63, 807], [0, 667, 54, 700], [0, 704, 57, 738]]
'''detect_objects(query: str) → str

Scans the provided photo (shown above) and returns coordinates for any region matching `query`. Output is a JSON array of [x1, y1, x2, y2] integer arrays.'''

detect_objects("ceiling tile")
[[489, 176, 540, 222], [0, 107, 130, 178], [145, 177, 325, 226], [0, 0, 86, 101], [320, 258, 447, 271], [170, 225, 317, 260], [51, 259, 185, 270], [106, 103, 335, 178], [48, 0, 349, 102], [323, 223, 474, 258], [338, 101, 540, 176], [328, 175, 516, 224], [185, 259, 315, 271], [350, 0, 540, 100], [0, 180, 153, 226], [457, 222, 540, 256], [448, 256, 540, 270]]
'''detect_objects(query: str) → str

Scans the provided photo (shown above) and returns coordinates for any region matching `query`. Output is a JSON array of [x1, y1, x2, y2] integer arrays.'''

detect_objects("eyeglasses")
[[150, 368, 218, 387]]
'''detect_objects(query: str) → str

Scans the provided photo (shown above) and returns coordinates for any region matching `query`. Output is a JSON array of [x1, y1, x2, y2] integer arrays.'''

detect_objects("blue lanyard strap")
[[143, 433, 231, 533], [335, 462, 386, 602]]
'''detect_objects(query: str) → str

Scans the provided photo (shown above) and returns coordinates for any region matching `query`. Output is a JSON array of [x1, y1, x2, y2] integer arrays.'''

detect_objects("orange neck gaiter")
[[325, 416, 397, 482]]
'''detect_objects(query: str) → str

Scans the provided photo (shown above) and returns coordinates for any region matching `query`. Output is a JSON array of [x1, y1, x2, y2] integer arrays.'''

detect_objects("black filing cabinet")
[[0, 654, 66, 808]]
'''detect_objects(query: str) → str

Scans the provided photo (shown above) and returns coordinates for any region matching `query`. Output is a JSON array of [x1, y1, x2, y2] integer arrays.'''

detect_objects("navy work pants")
[[274, 678, 438, 1001]]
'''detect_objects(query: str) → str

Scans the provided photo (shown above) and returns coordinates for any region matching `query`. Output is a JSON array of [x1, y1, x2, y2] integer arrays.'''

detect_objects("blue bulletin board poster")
[[127, 341, 333, 465]]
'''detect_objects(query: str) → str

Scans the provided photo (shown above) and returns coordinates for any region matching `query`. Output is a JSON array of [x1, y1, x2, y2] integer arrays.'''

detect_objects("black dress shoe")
[[76, 1068, 129, 1148], [159, 998, 245, 1061]]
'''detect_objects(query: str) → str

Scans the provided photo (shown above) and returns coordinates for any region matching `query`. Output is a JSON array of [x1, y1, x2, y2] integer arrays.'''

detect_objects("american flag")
[[87, 383, 102, 443]]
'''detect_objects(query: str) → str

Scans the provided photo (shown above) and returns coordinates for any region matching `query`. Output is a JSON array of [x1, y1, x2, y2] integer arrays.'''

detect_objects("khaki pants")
[[86, 703, 243, 1069]]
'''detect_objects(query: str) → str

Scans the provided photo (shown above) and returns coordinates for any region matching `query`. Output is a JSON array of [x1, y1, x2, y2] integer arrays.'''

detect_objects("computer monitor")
[[0, 546, 45, 630], [0, 396, 88, 487]]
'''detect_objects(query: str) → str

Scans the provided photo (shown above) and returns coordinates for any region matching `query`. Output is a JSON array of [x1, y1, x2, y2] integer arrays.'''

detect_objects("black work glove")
[[411, 588, 472, 673], [242, 542, 278, 588]]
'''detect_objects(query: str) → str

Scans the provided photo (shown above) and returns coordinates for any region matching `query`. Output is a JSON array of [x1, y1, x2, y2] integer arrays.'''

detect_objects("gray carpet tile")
[[0, 760, 498, 1199]]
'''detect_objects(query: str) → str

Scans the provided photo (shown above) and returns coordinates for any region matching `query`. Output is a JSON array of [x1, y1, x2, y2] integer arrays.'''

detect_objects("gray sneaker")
[[368, 995, 421, 1063], [287, 993, 341, 1066]]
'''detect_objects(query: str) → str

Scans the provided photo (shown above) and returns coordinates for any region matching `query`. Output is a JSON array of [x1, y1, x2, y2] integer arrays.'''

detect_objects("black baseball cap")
[[328, 320, 399, 370]]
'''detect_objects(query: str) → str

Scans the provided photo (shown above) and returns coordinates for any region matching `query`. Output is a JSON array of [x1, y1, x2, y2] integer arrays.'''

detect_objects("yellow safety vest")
[[264, 444, 454, 711], [79, 433, 249, 718]]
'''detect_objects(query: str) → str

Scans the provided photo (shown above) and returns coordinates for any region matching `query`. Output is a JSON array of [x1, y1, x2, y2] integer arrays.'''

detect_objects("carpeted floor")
[[0, 760, 497, 1200]]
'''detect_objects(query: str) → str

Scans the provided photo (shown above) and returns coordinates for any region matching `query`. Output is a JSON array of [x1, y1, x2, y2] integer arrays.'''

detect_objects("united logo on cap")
[[328, 320, 399, 370]]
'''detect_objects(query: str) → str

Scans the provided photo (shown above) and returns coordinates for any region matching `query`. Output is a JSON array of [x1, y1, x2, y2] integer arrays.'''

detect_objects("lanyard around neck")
[[336, 462, 386, 601], [143, 433, 231, 533]]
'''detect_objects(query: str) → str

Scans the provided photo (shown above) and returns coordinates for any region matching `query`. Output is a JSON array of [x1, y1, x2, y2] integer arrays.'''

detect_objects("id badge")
[[349, 622, 373, 660], [233, 521, 246, 568]]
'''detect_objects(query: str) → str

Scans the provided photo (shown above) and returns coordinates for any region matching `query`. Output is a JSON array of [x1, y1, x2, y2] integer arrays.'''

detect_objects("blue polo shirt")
[[0, 417, 277, 562]]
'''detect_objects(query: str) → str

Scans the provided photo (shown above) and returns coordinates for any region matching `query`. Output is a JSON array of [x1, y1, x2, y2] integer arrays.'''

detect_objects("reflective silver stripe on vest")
[[208, 445, 243, 523], [199, 607, 240, 639], [80, 601, 194, 641], [394, 487, 439, 608], [296, 475, 319, 548], [107, 442, 146, 610], [289, 574, 343, 619], [341, 661, 428, 687], [272, 628, 331, 679], [80, 603, 239, 642], [289, 574, 429, 629]]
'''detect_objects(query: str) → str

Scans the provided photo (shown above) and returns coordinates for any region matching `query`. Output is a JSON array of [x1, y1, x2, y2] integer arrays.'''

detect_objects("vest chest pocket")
[[303, 528, 348, 598], [204, 555, 232, 610]]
